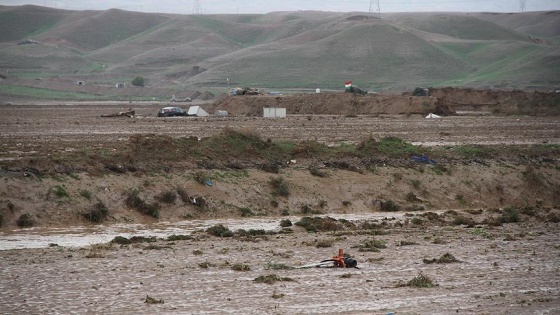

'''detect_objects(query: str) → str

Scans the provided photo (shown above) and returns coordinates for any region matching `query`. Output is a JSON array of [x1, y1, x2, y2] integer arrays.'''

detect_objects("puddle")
[[0, 213, 410, 250]]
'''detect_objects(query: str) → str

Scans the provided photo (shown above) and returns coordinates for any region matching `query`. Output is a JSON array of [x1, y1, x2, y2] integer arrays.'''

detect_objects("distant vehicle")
[[157, 107, 187, 117], [170, 96, 192, 102]]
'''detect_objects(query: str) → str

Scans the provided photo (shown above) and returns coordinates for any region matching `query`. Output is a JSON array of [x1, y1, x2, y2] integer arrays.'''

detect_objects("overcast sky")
[[1, 0, 559, 14]]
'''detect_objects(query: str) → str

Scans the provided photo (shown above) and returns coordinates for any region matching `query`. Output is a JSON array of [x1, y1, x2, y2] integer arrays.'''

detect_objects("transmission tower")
[[193, 0, 202, 15], [519, 0, 527, 12], [369, 0, 381, 18]]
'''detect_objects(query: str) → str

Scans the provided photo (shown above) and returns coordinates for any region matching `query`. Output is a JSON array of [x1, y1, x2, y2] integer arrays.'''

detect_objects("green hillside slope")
[[0, 5, 558, 92]]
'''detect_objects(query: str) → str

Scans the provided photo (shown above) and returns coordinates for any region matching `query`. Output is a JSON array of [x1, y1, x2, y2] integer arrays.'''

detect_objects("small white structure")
[[316, 88, 321, 93], [188, 106, 209, 117], [215, 110, 228, 117], [425, 113, 441, 119], [263, 107, 286, 118]]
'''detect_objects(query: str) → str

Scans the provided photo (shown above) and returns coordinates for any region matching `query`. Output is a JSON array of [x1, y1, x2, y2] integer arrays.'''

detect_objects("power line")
[[369, 0, 381, 17], [193, 0, 202, 14]]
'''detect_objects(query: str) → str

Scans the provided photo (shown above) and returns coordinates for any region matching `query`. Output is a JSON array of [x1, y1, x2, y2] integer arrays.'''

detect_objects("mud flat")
[[0, 213, 559, 314]]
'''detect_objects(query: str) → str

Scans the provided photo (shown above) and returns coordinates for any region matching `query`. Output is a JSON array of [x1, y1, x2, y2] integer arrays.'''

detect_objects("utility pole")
[[519, 0, 527, 12], [369, 0, 381, 18], [193, 0, 202, 15]]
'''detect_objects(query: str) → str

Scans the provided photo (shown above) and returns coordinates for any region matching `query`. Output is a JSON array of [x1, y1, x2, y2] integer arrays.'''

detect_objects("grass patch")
[[79, 190, 92, 200], [397, 274, 436, 288], [52, 185, 70, 198], [356, 136, 422, 158], [354, 238, 387, 252]]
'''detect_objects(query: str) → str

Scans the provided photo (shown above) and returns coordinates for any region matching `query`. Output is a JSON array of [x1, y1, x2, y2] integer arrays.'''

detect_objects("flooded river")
[[0, 213, 407, 250]]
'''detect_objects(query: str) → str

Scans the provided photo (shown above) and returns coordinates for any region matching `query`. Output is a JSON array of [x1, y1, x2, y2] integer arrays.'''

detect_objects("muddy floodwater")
[[1, 213, 559, 314]]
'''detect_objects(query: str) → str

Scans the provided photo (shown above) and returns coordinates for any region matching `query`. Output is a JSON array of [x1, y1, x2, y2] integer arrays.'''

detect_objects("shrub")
[[125, 189, 160, 219], [176, 187, 189, 203], [131, 76, 145, 87], [7, 201, 15, 211], [269, 177, 290, 197], [410, 179, 421, 189], [279, 219, 292, 227], [239, 207, 254, 217], [380, 199, 401, 212], [451, 215, 476, 227], [295, 216, 340, 232], [500, 207, 520, 223], [111, 236, 131, 245], [155, 190, 177, 204], [167, 234, 193, 241], [309, 166, 328, 177], [16, 213, 33, 227], [83, 201, 109, 223], [423, 253, 460, 264], [206, 224, 233, 237], [0, 213, 3, 227]]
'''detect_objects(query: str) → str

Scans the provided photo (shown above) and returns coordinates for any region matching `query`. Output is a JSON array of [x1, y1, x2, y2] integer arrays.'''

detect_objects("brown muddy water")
[[0, 213, 559, 314]]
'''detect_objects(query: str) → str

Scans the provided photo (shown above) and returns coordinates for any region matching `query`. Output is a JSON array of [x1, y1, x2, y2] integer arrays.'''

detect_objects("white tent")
[[425, 113, 441, 119], [188, 106, 209, 117]]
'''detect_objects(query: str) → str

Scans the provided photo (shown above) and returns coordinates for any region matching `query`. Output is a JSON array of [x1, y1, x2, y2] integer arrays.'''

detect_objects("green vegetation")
[[131, 76, 145, 87], [206, 224, 234, 237], [155, 190, 177, 204], [16, 213, 33, 227], [269, 176, 290, 197], [124, 189, 160, 219], [397, 274, 436, 288], [295, 216, 342, 232], [82, 201, 109, 223], [79, 190, 92, 200], [355, 238, 387, 252], [357, 137, 422, 158], [52, 185, 69, 198]]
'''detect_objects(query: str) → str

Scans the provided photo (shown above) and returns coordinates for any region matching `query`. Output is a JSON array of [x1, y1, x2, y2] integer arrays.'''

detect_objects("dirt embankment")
[[211, 88, 560, 116]]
